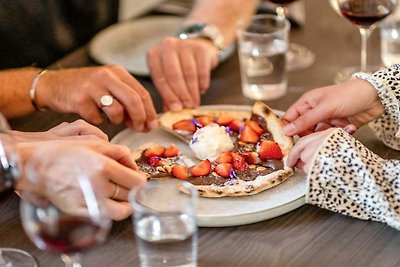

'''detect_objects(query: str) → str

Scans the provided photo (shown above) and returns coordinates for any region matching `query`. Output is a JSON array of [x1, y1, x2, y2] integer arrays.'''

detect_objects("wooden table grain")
[[4, 1, 400, 266]]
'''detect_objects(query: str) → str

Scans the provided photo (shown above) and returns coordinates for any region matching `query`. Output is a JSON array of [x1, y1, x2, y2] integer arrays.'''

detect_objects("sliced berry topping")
[[231, 153, 248, 171], [171, 165, 189, 180], [215, 163, 233, 178], [216, 114, 234, 126], [144, 145, 165, 157], [240, 124, 259, 143], [241, 152, 258, 165], [190, 159, 212, 176], [215, 151, 233, 164], [195, 116, 214, 127], [248, 121, 265, 135], [163, 144, 179, 158], [228, 119, 244, 133], [172, 119, 196, 133], [148, 156, 161, 167], [259, 140, 284, 160]]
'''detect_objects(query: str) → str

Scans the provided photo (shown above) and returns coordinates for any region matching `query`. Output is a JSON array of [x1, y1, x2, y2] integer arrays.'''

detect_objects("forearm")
[[0, 68, 39, 118], [184, 0, 259, 45], [307, 128, 400, 230]]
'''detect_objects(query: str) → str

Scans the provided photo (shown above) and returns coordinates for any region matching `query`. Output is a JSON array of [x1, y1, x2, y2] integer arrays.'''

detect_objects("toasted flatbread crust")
[[159, 108, 250, 143], [135, 102, 294, 197]]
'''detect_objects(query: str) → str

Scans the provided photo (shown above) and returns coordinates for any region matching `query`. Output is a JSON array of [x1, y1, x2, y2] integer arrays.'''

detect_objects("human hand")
[[17, 141, 146, 221], [147, 37, 219, 111], [10, 119, 108, 143], [283, 79, 384, 136], [36, 65, 158, 132], [287, 128, 336, 173]]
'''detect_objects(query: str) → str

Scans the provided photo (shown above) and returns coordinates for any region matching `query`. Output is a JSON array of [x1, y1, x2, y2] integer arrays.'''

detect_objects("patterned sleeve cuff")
[[306, 128, 400, 230], [353, 68, 400, 149]]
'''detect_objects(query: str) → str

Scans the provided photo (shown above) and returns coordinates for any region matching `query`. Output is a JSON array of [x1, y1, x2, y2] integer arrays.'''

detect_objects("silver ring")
[[100, 95, 114, 108], [111, 183, 120, 200]]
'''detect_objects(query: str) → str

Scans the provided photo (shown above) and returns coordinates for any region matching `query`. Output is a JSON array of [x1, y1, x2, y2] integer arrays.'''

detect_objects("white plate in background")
[[89, 16, 235, 76], [90, 16, 184, 76], [112, 105, 306, 227]]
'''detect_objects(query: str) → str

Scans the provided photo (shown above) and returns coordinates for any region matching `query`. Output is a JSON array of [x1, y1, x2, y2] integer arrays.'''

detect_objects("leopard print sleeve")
[[354, 64, 400, 150], [307, 128, 400, 230]]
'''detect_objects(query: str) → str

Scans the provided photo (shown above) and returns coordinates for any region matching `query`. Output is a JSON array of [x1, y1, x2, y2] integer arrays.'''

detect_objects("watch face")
[[184, 23, 207, 34]]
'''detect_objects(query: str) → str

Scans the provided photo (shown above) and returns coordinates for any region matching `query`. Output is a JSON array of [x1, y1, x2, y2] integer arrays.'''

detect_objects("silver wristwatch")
[[177, 23, 225, 51]]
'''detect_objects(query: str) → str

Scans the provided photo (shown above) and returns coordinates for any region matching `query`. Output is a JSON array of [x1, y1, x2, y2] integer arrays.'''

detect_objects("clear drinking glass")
[[130, 179, 198, 267], [237, 14, 290, 101], [0, 113, 38, 267], [20, 150, 112, 267], [264, 0, 315, 71], [331, 0, 397, 83]]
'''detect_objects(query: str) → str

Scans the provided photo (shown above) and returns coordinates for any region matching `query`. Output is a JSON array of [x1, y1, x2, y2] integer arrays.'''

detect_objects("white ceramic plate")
[[112, 105, 306, 227], [89, 16, 235, 76]]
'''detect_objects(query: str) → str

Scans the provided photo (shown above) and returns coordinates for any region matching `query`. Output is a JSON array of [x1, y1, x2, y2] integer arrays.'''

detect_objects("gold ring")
[[111, 183, 120, 199], [100, 95, 114, 108]]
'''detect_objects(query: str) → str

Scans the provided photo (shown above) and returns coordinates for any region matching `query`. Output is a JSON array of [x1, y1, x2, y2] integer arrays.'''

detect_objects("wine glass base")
[[287, 43, 315, 72], [0, 248, 38, 267], [333, 65, 385, 84]]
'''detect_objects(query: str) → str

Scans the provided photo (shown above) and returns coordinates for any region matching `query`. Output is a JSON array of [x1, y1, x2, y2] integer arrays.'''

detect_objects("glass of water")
[[129, 179, 198, 267], [237, 14, 290, 101], [380, 4, 400, 67]]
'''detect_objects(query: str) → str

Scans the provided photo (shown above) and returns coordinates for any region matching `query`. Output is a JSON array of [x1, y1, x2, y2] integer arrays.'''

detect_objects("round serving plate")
[[111, 105, 306, 227]]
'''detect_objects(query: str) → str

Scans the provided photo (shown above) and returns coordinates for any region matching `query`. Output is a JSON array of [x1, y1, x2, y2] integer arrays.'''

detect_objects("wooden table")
[[4, 0, 400, 266]]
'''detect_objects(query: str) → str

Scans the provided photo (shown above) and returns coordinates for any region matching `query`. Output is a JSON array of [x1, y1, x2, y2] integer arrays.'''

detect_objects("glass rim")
[[237, 14, 290, 37], [128, 179, 199, 215]]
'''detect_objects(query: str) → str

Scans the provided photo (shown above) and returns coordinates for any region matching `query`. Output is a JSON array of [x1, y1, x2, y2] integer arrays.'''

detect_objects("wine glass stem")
[[359, 27, 372, 73], [61, 253, 82, 267]]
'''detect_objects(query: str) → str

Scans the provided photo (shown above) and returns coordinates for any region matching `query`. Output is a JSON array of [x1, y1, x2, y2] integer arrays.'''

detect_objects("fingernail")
[[169, 103, 183, 111], [343, 124, 356, 134], [149, 120, 159, 129], [283, 123, 296, 135]]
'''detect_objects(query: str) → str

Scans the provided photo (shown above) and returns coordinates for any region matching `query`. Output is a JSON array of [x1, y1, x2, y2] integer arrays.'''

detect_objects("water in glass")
[[239, 39, 288, 100], [135, 213, 197, 267]]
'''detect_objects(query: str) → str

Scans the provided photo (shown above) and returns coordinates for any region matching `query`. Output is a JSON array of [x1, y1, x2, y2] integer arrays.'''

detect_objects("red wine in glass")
[[340, 0, 394, 27], [333, 0, 397, 83], [267, 0, 298, 4], [33, 215, 108, 254]]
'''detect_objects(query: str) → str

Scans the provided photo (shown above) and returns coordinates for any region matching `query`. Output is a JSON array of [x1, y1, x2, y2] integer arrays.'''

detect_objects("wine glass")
[[264, 0, 315, 71], [20, 149, 112, 267], [332, 0, 397, 83], [0, 113, 38, 267]]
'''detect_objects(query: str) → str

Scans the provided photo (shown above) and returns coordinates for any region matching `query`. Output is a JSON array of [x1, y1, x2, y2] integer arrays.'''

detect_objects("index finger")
[[283, 105, 330, 136]]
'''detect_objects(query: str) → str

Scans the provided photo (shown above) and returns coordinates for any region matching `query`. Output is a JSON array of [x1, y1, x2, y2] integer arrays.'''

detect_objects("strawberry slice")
[[228, 119, 244, 133], [248, 121, 265, 135], [215, 163, 233, 178], [215, 151, 233, 164], [259, 140, 284, 160], [148, 156, 161, 167], [195, 116, 214, 127], [231, 153, 248, 171], [240, 124, 259, 143], [241, 152, 258, 165], [144, 145, 165, 157], [172, 119, 196, 133], [163, 144, 179, 158], [190, 159, 212, 176], [216, 114, 234, 126], [171, 165, 189, 180]]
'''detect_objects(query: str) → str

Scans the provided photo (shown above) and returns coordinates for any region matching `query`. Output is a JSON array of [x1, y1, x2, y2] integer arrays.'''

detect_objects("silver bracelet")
[[352, 72, 385, 91], [29, 69, 48, 111]]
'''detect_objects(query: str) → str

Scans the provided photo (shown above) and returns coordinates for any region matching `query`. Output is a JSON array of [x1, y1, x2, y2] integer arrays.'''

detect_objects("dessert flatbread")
[[133, 101, 294, 198]]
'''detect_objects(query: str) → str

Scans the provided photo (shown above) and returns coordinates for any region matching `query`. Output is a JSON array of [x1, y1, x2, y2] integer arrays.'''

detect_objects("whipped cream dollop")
[[189, 124, 234, 161]]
